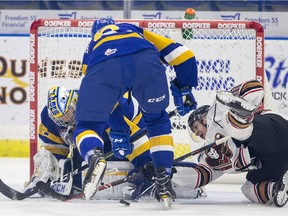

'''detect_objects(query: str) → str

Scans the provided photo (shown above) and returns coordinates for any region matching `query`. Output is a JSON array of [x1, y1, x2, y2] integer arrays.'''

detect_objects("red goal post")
[[29, 19, 265, 177]]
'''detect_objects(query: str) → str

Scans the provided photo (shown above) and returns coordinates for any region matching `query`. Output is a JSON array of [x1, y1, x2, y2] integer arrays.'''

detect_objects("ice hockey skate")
[[272, 170, 288, 207], [154, 167, 176, 209], [83, 149, 107, 200], [216, 91, 257, 118]]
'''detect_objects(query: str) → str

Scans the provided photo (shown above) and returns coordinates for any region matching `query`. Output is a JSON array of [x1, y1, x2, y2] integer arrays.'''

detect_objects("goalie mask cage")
[[30, 19, 265, 177]]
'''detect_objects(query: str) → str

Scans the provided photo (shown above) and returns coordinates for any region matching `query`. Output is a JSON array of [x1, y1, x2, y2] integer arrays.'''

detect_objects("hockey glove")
[[170, 79, 197, 116], [127, 161, 155, 200], [110, 130, 133, 159], [24, 148, 59, 196]]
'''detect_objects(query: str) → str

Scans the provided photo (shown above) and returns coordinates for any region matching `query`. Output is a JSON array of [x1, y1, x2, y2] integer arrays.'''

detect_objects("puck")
[[120, 199, 130, 206]]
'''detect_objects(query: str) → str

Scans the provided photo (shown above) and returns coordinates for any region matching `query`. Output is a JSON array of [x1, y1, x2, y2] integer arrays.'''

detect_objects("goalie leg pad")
[[87, 161, 134, 200]]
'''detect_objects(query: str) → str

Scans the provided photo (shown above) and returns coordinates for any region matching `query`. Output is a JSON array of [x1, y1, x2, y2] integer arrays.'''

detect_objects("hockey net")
[[30, 19, 266, 178]]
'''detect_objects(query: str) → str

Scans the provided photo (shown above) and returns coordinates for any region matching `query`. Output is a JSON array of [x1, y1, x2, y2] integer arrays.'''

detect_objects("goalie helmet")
[[188, 105, 210, 132], [47, 86, 78, 128], [91, 18, 115, 37]]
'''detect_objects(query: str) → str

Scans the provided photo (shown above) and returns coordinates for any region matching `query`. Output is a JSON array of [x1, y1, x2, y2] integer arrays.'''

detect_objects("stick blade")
[[0, 179, 18, 200], [0, 179, 36, 200]]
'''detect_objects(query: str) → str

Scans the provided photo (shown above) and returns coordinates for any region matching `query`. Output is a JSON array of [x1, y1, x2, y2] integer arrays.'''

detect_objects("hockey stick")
[[42, 136, 231, 201], [0, 150, 110, 201], [173, 136, 231, 163], [0, 128, 151, 201], [0, 179, 44, 200], [0, 165, 85, 201]]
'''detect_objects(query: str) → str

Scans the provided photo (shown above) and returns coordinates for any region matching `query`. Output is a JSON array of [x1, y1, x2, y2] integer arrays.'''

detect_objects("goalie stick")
[[0, 179, 44, 200], [0, 162, 89, 200], [0, 146, 139, 201], [39, 136, 231, 201], [0, 107, 185, 201], [0, 147, 120, 201]]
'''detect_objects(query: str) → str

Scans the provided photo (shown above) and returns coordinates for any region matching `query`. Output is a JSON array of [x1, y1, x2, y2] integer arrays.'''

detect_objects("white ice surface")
[[0, 158, 287, 216]]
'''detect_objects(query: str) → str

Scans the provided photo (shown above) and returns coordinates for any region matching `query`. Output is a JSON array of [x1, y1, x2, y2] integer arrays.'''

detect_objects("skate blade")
[[84, 161, 106, 200], [162, 195, 172, 209]]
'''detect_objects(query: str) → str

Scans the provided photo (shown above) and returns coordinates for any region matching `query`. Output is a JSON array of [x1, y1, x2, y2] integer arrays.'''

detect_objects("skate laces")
[[155, 170, 171, 196]]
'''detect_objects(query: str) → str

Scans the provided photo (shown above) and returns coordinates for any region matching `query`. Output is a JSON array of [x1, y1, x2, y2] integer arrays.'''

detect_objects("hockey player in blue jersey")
[[74, 18, 198, 207], [25, 86, 152, 197]]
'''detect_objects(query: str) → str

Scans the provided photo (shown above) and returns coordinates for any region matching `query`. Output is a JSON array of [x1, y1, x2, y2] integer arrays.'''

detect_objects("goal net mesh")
[[30, 19, 266, 177]]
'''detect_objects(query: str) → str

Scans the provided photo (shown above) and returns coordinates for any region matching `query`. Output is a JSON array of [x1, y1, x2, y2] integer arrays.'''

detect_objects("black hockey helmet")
[[188, 105, 210, 131]]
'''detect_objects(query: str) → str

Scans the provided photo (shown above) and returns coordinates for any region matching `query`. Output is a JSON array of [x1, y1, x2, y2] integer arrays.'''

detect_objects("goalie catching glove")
[[170, 78, 197, 116], [24, 147, 82, 196], [109, 130, 133, 159], [24, 147, 59, 196]]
